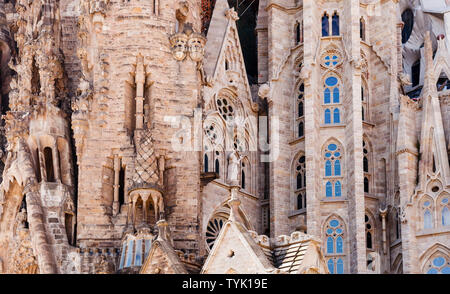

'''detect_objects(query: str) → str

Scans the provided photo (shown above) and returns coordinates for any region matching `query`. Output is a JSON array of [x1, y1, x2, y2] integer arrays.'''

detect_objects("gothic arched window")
[[324, 143, 343, 199], [332, 12, 340, 36], [44, 147, 55, 182], [204, 154, 209, 173], [325, 218, 345, 274], [297, 194, 303, 210], [326, 181, 333, 198], [295, 22, 301, 44], [297, 83, 305, 138], [215, 158, 220, 174], [335, 181, 342, 197], [325, 109, 331, 124], [440, 197, 450, 226], [361, 85, 368, 121], [323, 76, 341, 125], [295, 155, 306, 210], [365, 214, 374, 249], [322, 14, 329, 37], [363, 139, 371, 194], [423, 200, 433, 229], [333, 109, 340, 124], [360, 18, 366, 41]]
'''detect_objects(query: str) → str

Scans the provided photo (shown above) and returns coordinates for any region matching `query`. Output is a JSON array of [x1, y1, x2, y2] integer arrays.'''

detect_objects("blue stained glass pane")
[[335, 181, 342, 197], [443, 207, 450, 226], [335, 160, 341, 176], [332, 55, 338, 60], [427, 268, 438, 274], [333, 88, 340, 103], [325, 152, 332, 158], [443, 198, 449, 204], [336, 259, 344, 274], [336, 228, 343, 234], [135, 239, 143, 266], [332, 14, 340, 36], [119, 242, 126, 269], [336, 236, 343, 253], [424, 201, 430, 207], [334, 108, 340, 123], [326, 77, 338, 87], [326, 229, 333, 234], [324, 88, 331, 104], [330, 219, 339, 227], [327, 237, 334, 254], [334, 152, 340, 157], [325, 109, 331, 124], [424, 210, 433, 229], [433, 257, 445, 267], [328, 144, 337, 151], [325, 56, 330, 60], [125, 240, 134, 267], [327, 259, 334, 274], [326, 181, 333, 197], [145, 239, 151, 259], [322, 15, 329, 37], [325, 161, 332, 176], [332, 61, 338, 66], [441, 267, 450, 274], [325, 62, 330, 66]]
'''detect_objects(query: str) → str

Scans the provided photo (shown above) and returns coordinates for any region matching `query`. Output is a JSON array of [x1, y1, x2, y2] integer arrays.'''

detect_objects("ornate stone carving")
[[225, 8, 239, 21], [399, 206, 407, 224], [169, 24, 205, 62]]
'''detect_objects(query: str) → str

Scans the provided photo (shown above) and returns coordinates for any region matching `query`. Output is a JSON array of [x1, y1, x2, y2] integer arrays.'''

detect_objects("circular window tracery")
[[204, 124, 218, 142], [425, 256, 450, 274], [206, 216, 228, 251], [216, 96, 235, 121], [321, 49, 342, 68]]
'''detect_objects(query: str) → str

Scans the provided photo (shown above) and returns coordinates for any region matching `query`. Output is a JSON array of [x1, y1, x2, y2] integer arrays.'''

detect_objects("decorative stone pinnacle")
[[225, 8, 239, 21]]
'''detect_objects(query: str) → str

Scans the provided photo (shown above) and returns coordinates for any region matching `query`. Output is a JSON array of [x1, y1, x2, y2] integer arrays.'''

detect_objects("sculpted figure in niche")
[[227, 151, 241, 185]]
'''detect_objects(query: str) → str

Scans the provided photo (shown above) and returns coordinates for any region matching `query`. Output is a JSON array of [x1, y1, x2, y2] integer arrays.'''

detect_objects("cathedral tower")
[[257, 0, 403, 273], [73, 0, 205, 265]]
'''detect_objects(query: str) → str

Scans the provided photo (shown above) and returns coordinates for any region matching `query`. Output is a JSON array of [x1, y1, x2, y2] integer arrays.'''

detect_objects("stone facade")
[[0, 0, 448, 274]]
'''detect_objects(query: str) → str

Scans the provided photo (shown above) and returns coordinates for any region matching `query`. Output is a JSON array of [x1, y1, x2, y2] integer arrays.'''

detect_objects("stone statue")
[[227, 151, 241, 185]]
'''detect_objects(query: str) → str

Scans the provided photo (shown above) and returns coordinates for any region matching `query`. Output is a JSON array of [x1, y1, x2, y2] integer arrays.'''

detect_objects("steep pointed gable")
[[418, 32, 450, 185], [203, 0, 231, 78], [203, 1, 253, 98], [201, 220, 276, 274], [140, 239, 188, 274]]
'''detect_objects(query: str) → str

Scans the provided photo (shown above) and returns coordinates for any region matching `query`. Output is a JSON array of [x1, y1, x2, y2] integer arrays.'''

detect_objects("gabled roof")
[[201, 219, 329, 274], [201, 220, 276, 274], [140, 238, 188, 274], [254, 231, 329, 274]]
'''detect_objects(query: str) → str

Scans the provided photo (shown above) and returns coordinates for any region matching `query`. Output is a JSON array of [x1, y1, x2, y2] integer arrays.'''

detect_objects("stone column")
[[444, 11, 450, 52], [141, 193, 149, 227], [379, 208, 387, 254], [52, 140, 61, 183], [135, 55, 145, 130], [112, 155, 120, 215], [37, 143, 46, 183]]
